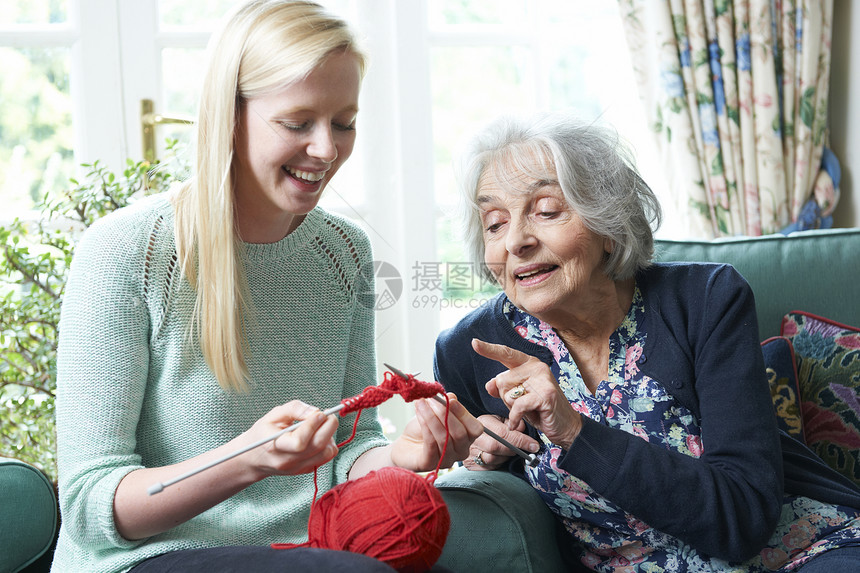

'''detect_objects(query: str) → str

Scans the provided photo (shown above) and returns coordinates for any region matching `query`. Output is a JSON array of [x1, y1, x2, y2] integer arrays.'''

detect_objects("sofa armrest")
[[435, 468, 566, 573], [0, 458, 58, 573]]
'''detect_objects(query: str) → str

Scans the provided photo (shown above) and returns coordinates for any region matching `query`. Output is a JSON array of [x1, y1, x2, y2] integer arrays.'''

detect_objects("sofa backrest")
[[654, 228, 860, 340]]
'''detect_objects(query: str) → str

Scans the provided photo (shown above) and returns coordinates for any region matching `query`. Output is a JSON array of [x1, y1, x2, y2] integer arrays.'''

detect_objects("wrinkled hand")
[[464, 414, 539, 471], [472, 338, 582, 450], [245, 400, 340, 478], [391, 393, 484, 472]]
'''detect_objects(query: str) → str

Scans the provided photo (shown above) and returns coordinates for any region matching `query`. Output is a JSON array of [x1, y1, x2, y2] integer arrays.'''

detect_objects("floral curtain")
[[618, 0, 836, 238]]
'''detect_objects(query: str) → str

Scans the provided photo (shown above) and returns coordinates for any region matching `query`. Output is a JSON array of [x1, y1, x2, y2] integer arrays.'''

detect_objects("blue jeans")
[[796, 545, 860, 572]]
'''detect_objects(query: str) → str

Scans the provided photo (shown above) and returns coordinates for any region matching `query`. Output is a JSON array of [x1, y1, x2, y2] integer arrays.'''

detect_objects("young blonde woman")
[[53, 2, 481, 571]]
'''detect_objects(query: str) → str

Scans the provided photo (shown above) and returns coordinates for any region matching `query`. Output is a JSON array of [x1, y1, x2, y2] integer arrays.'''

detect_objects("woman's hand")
[[463, 414, 539, 471], [390, 393, 484, 472], [114, 400, 339, 540], [472, 338, 582, 450], [245, 400, 340, 479]]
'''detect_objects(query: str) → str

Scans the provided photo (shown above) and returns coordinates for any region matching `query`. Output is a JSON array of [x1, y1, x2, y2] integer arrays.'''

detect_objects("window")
[[426, 0, 665, 331], [0, 0, 74, 219]]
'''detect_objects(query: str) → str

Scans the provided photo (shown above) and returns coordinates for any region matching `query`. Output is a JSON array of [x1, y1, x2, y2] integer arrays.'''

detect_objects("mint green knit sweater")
[[52, 194, 389, 573]]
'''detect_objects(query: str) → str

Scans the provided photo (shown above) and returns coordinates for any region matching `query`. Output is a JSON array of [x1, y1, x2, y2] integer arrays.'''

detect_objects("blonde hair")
[[173, 0, 368, 392]]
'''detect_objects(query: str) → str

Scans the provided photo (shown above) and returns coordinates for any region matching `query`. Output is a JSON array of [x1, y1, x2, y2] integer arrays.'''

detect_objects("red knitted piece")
[[339, 371, 445, 414], [272, 371, 452, 572]]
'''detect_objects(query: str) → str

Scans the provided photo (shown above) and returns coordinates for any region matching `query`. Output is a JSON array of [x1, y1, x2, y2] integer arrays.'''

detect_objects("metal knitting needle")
[[147, 403, 346, 495], [384, 364, 540, 467], [149, 365, 540, 495]]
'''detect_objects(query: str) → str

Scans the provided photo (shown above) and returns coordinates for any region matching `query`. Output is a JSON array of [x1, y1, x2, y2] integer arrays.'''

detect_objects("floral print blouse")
[[504, 289, 860, 572]]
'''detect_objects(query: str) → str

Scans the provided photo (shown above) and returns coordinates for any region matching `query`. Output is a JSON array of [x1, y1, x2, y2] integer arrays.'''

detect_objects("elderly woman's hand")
[[472, 338, 583, 450], [390, 393, 484, 472], [464, 414, 539, 471]]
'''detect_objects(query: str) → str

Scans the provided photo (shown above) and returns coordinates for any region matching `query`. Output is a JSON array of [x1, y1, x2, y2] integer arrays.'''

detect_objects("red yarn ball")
[[307, 466, 450, 572]]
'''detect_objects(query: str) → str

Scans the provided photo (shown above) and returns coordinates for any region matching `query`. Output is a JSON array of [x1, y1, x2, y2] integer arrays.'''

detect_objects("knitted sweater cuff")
[[558, 415, 629, 494]]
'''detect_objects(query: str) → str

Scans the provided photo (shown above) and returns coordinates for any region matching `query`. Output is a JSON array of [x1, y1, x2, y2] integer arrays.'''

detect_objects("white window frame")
[[73, 0, 126, 172]]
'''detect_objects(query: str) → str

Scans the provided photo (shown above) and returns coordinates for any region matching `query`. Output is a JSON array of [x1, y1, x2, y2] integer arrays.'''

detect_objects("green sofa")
[[435, 227, 860, 572], [3, 228, 858, 572], [0, 457, 57, 573]]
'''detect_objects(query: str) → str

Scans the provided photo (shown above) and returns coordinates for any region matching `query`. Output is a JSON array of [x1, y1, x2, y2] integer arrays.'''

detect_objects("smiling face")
[[478, 151, 613, 324], [232, 49, 361, 242]]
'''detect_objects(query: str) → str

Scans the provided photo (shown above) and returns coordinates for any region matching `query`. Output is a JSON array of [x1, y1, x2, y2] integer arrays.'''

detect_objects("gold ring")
[[508, 385, 526, 399], [473, 451, 486, 466]]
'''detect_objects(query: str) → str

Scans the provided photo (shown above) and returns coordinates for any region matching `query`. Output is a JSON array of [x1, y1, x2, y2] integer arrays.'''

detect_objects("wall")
[[829, 0, 859, 228]]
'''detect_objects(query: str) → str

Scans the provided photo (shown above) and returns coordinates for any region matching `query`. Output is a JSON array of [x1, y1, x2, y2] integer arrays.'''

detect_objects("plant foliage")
[[0, 146, 186, 482]]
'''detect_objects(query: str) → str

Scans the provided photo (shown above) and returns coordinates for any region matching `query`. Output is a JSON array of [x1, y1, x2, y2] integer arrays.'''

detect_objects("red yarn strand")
[[272, 370, 453, 572]]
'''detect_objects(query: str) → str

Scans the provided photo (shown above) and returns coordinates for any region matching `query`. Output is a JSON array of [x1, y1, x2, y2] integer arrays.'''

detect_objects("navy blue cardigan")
[[434, 262, 860, 563]]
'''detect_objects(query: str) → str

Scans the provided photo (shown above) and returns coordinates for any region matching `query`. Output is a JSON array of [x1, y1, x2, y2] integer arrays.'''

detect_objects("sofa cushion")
[[781, 311, 860, 487], [655, 228, 860, 339], [761, 336, 806, 442], [435, 468, 567, 573]]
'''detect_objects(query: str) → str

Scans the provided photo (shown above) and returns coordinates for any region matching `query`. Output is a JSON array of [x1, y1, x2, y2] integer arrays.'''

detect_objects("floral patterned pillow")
[[781, 311, 860, 487], [761, 336, 805, 442]]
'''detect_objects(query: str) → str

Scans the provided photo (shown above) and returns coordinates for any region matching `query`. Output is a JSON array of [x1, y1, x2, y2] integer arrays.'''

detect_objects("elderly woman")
[[433, 113, 860, 572]]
